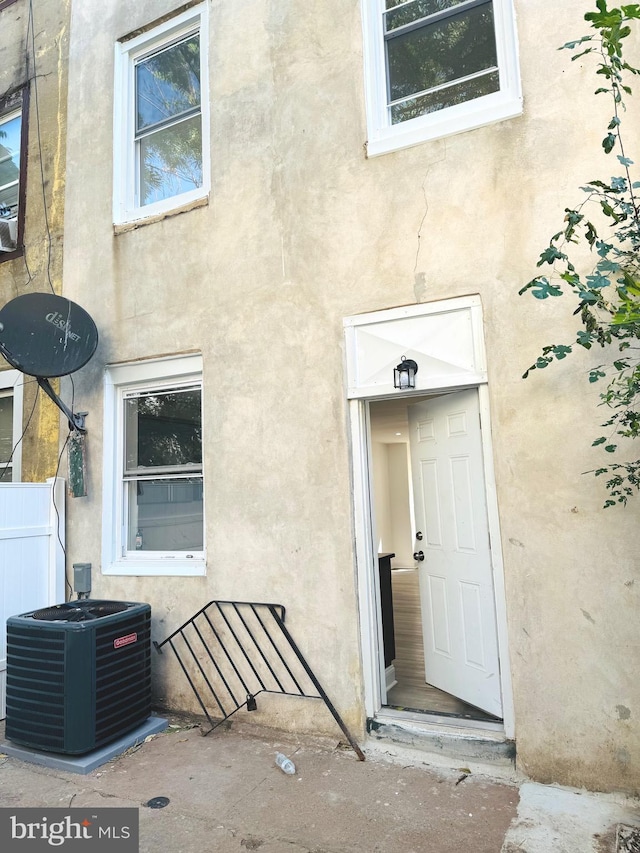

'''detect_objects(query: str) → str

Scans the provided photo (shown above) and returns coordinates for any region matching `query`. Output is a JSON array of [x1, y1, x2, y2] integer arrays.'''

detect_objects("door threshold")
[[368, 708, 515, 772], [377, 705, 505, 734]]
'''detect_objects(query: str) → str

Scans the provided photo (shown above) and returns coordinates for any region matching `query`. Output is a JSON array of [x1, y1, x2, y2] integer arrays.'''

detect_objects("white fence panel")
[[0, 477, 65, 719]]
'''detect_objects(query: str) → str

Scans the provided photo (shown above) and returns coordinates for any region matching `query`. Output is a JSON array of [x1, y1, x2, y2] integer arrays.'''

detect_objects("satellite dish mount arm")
[[37, 377, 87, 433]]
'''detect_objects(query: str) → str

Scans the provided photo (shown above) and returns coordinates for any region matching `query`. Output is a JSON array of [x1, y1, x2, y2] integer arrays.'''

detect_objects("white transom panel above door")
[[344, 296, 487, 399]]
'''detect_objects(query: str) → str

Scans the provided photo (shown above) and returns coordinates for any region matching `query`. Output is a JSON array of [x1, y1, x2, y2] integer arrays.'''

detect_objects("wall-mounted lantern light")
[[393, 356, 418, 390]]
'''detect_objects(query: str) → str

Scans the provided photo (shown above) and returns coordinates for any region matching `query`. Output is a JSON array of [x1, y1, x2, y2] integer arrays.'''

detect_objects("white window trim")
[[361, 0, 522, 156], [0, 108, 21, 203], [102, 354, 206, 576], [113, 3, 210, 225], [0, 369, 23, 481]]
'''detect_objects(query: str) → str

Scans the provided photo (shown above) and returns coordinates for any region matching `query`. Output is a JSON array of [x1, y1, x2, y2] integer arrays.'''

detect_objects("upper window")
[[361, 0, 522, 156], [102, 355, 205, 576], [113, 4, 209, 225], [0, 88, 28, 256]]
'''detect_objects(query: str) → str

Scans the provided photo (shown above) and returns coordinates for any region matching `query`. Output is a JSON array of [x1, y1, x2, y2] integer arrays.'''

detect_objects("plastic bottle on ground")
[[275, 752, 295, 775]]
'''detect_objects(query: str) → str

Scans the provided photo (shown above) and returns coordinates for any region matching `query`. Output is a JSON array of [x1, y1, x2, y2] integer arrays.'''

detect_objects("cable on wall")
[[53, 426, 71, 598], [26, 0, 55, 296]]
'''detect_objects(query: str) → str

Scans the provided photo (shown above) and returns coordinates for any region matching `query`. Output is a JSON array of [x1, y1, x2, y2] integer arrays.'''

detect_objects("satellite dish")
[[0, 293, 99, 432], [0, 292, 98, 378]]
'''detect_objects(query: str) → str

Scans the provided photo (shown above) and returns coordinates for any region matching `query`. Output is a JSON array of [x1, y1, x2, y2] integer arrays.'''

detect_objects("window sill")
[[0, 245, 24, 264], [113, 194, 208, 235], [103, 558, 206, 577], [366, 94, 523, 158]]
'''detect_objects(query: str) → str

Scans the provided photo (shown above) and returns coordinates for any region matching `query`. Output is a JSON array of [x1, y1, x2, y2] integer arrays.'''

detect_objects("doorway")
[[370, 392, 501, 724], [344, 296, 513, 737]]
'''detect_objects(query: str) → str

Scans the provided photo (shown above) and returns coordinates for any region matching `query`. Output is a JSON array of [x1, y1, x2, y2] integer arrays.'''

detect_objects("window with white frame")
[[0, 369, 23, 481], [102, 355, 205, 576], [361, 0, 522, 156], [0, 88, 28, 256], [113, 4, 209, 224]]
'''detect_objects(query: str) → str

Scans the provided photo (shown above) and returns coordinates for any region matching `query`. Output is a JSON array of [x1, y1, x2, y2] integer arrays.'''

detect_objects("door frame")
[[344, 296, 514, 738]]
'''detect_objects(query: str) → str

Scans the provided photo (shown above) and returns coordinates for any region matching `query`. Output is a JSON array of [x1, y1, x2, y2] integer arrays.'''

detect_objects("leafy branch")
[[519, 0, 640, 506]]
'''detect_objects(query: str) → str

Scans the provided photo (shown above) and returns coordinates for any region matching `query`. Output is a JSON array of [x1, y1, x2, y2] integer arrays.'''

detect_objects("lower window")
[[0, 369, 23, 481], [102, 354, 205, 575]]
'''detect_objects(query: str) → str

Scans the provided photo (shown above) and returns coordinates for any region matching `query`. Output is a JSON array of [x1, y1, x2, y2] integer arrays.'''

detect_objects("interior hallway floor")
[[385, 567, 500, 723]]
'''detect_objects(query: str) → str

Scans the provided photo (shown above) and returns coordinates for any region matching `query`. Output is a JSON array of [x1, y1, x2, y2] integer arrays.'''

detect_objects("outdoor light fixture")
[[394, 356, 418, 390]]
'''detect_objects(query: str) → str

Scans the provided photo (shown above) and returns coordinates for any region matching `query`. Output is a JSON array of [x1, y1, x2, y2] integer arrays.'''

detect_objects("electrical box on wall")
[[73, 562, 91, 596]]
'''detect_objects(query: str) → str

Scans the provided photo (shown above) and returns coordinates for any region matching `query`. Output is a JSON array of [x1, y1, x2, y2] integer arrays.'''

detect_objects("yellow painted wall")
[[0, 0, 71, 480]]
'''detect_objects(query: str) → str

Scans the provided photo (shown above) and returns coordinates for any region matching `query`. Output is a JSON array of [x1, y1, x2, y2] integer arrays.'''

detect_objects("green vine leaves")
[[519, 0, 640, 506]]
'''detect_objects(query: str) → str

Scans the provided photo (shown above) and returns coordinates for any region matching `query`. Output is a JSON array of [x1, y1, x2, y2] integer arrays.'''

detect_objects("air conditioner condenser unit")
[[5, 600, 152, 754]]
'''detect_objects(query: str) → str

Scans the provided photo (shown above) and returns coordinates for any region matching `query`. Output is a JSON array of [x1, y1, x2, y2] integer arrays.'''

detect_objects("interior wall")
[[386, 443, 413, 567], [370, 400, 417, 567], [371, 441, 392, 554]]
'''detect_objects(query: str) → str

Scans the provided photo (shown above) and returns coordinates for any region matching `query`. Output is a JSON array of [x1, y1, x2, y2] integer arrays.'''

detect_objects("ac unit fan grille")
[[31, 602, 129, 621], [6, 625, 68, 750], [94, 611, 151, 746]]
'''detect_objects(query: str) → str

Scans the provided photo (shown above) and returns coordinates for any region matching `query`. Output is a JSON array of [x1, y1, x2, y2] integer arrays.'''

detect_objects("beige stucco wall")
[[0, 0, 70, 480], [61, 0, 640, 792]]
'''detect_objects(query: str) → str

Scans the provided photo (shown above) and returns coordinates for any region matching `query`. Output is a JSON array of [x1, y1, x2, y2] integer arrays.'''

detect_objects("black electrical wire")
[[23, 0, 72, 595], [26, 0, 55, 295], [52, 427, 72, 599]]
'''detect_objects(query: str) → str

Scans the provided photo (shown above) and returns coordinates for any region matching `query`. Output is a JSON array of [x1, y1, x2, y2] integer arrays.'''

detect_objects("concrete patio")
[[0, 717, 638, 852]]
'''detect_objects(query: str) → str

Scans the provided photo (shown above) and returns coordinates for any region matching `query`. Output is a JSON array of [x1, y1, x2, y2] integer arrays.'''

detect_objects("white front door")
[[408, 389, 502, 718]]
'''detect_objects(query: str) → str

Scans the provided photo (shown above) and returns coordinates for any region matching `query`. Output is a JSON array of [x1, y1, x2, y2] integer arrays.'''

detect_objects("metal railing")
[[154, 600, 365, 760]]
